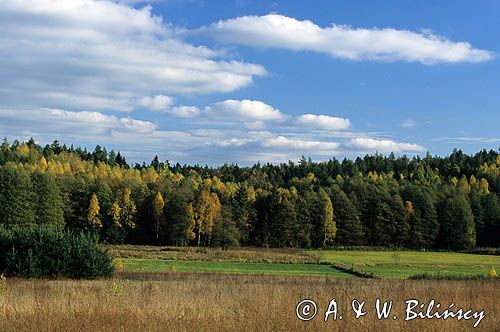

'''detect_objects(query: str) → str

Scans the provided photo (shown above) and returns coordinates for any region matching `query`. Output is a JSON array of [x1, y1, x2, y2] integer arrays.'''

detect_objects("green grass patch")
[[121, 258, 353, 277], [309, 250, 500, 279]]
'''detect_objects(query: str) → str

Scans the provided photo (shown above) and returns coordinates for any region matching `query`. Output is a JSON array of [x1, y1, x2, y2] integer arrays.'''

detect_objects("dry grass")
[[0, 272, 498, 331], [107, 245, 318, 264]]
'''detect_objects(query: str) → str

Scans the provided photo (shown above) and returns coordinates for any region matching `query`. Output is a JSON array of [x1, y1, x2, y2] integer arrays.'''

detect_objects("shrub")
[[0, 274, 6, 295], [114, 258, 124, 271], [0, 224, 114, 278]]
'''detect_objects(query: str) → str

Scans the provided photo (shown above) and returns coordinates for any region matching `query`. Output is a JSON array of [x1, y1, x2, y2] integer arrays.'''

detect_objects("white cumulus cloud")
[[166, 106, 201, 118], [0, 0, 266, 112], [262, 135, 340, 151], [346, 138, 426, 153], [139, 95, 175, 111], [206, 99, 285, 121], [296, 114, 351, 130], [195, 14, 494, 64]]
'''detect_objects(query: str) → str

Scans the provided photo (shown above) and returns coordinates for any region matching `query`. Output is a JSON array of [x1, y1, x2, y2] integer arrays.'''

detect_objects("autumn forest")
[[0, 138, 499, 250]]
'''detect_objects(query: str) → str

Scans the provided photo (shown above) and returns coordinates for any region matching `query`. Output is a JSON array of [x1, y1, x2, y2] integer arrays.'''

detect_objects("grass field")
[[309, 250, 500, 278], [3, 247, 499, 331], [1, 272, 498, 331], [112, 246, 500, 279], [121, 258, 353, 277]]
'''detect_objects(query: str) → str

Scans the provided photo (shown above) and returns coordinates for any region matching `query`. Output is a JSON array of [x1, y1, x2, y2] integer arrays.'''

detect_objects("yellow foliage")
[[186, 204, 196, 241], [479, 178, 490, 194], [114, 259, 124, 271], [305, 172, 316, 184], [108, 201, 122, 228], [211, 176, 225, 192], [168, 172, 184, 184], [142, 166, 158, 184], [405, 201, 415, 218], [195, 190, 221, 240], [224, 182, 239, 198], [39, 156, 48, 172], [489, 266, 497, 278], [458, 175, 470, 192], [46, 161, 57, 175], [120, 188, 137, 229], [16, 144, 30, 158], [186, 170, 201, 188], [153, 191, 165, 240], [450, 176, 458, 186], [246, 186, 256, 203], [87, 193, 102, 228], [276, 187, 294, 204]]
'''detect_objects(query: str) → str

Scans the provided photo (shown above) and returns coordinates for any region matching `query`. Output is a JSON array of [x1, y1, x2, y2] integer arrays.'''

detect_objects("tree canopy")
[[0, 138, 499, 249]]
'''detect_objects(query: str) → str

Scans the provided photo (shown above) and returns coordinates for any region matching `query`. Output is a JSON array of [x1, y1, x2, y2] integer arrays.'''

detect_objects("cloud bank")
[[0, 2, 433, 164], [0, 0, 266, 112], [194, 14, 494, 64]]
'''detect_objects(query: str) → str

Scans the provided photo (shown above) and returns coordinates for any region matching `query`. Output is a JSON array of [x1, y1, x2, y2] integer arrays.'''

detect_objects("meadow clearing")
[[310, 250, 500, 279], [111, 245, 500, 279]]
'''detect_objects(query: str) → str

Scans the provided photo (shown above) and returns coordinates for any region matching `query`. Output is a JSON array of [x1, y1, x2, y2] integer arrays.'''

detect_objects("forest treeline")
[[0, 138, 499, 250]]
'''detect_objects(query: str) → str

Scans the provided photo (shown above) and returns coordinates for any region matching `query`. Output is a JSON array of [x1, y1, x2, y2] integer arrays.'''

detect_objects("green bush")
[[0, 225, 114, 278]]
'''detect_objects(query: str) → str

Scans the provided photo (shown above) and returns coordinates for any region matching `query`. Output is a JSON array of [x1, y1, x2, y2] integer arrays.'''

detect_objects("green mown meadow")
[[121, 258, 353, 277], [116, 247, 500, 279], [310, 250, 500, 278]]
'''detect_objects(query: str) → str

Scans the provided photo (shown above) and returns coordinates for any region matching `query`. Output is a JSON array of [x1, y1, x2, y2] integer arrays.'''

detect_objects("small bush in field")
[[0, 225, 114, 279], [114, 258, 124, 271], [0, 274, 6, 295], [490, 266, 497, 278], [170, 264, 176, 272]]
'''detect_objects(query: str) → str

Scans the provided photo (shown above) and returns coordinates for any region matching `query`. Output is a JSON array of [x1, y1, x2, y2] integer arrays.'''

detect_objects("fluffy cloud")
[[0, 0, 266, 112], [0, 3, 432, 165], [0, 108, 156, 134], [205, 99, 285, 121], [139, 95, 175, 111], [195, 14, 494, 64], [262, 136, 340, 151], [166, 106, 201, 118], [346, 138, 426, 152], [296, 114, 351, 130], [0, 107, 427, 164], [119, 117, 157, 133]]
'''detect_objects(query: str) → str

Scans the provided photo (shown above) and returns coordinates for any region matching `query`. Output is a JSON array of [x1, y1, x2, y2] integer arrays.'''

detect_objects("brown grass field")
[[107, 245, 318, 264], [0, 271, 498, 332]]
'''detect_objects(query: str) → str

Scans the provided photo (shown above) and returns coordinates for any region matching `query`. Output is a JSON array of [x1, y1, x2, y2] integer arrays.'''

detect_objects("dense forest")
[[0, 138, 499, 250]]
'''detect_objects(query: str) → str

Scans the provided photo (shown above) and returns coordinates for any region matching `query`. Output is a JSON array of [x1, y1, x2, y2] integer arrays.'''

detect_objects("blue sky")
[[0, 0, 498, 165]]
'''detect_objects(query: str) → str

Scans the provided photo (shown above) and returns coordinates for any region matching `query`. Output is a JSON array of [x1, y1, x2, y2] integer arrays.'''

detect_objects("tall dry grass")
[[107, 245, 317, 264], [0, 272, 498, 331]]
